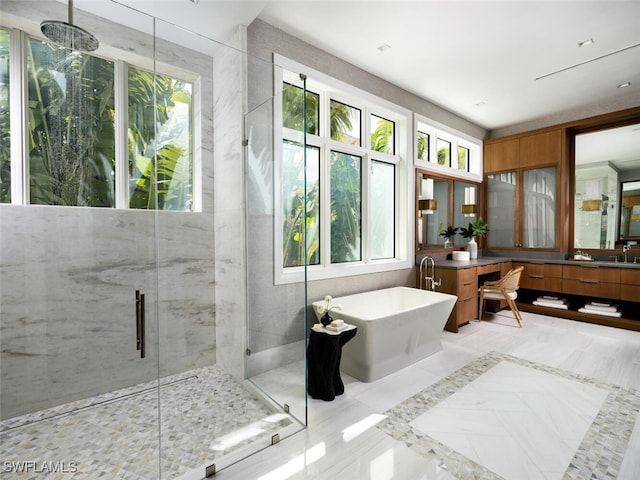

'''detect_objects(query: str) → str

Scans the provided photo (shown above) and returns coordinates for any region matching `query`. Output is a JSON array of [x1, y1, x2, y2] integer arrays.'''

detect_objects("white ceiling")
[[77, 0, 639, 132], [69, 0, 640, 167]]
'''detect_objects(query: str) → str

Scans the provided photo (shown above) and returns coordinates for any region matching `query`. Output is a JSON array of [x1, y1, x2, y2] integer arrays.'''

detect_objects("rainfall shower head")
[[40, 0, 99, 52]]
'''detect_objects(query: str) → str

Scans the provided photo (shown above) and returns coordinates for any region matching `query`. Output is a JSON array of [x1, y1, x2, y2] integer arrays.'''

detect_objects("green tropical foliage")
[[6, 34, 191, 209], [417, 131, 429, 161], [330, 151, 361, 263], [27, 37, 115, 206], [282, 87, 396, 268], [0, 29, 11, 203], [282, 83, 319, 135], [282, 141, 320, 267], [128, 67, 192, 210], [370, 115, 394, 153]]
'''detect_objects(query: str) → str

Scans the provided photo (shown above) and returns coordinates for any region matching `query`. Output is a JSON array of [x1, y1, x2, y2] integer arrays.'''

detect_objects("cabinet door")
[[523, 167, 557, 248], [519, 130, 562, 168], [484, 138, 519, 172], [486, 171, 517, 247], [516, 262, 563, 291]]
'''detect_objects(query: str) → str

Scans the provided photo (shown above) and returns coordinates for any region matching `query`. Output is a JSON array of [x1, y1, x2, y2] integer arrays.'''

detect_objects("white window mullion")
[[9, 28, 26, 204], [362, 154, 371, 263], [321, 145, 331, 268], [114, 60, 128, 209]]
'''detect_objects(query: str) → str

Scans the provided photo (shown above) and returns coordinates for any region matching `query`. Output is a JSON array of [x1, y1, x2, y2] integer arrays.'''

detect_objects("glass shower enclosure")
[[0, 1, 307, 477]]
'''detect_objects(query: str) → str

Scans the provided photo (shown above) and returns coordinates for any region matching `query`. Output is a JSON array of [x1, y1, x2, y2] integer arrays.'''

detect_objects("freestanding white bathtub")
[[312, 286, 457, 382]]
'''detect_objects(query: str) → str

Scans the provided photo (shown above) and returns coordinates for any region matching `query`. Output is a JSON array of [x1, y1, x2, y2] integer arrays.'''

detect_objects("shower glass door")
[[0, 1, 163, 478], [245, 64, 309, 428]]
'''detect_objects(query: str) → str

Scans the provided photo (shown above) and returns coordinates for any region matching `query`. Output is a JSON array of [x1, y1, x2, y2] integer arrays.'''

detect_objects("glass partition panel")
[[487, 171, 516, 247], [0, 2, 162, 477], [0, 2, 307, 478], [245, 70, 307, 437], [523, 167, 556, 248]]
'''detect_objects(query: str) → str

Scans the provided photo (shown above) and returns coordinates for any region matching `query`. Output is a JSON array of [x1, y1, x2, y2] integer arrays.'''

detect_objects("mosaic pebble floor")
[[0, 365, 294, 479], [378, 351, 640, 480]]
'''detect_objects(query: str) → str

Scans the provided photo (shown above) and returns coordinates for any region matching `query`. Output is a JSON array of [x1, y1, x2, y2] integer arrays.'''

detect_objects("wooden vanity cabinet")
[[513, 262, 563, 292], [620, 269, 640, 302], [562, 265, 620, 299], [436, 267, 478, 333]]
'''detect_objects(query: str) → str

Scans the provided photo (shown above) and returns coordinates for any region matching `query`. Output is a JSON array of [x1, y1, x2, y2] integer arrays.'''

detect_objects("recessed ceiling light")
[[578, 38, 594, 48], [377, 43, 391, 52], [618, 82, 631, 88]]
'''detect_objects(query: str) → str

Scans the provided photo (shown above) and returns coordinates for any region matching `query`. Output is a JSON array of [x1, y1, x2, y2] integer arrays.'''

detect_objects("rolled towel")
[[330, 319, 345, 328]]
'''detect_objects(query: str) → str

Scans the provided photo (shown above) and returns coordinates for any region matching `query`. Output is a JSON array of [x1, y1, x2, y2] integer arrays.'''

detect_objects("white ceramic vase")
[[467, 237, 478, 259]]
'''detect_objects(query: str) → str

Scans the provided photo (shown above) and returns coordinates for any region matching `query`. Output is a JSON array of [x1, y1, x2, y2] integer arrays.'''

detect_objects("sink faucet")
[[419, 256, 441, 291], [623, 244, 630, 263]]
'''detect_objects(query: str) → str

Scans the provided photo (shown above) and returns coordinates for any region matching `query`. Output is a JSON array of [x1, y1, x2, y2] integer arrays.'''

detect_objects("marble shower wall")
[[0, 1, 217, 419]]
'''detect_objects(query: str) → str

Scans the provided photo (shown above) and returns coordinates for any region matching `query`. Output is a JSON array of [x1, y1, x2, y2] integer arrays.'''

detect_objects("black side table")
[[307, 326, 357, 401]]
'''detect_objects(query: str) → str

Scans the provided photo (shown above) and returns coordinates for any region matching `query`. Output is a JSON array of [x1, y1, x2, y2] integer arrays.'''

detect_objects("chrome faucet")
[[623, 244, 630, 263], [419, 255, 441, 291]]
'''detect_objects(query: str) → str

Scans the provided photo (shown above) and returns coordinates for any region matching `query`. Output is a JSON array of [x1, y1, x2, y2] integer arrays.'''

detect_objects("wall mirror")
[[620, 180, 640, 240], [416, 170, 480, 251], [574, 123, 640, 250]]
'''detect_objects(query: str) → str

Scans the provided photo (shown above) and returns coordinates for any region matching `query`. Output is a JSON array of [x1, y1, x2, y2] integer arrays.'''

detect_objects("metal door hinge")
[[205, 463, 216, 477]]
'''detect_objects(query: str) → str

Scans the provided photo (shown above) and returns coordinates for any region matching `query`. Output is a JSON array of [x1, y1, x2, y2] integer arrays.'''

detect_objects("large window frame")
[[1, 26, 200, 211], [274, 55, 412, 284]]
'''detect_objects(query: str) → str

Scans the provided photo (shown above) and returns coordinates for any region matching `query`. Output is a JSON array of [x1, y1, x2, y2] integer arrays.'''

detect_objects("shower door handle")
[[135, 290, 146, 359]]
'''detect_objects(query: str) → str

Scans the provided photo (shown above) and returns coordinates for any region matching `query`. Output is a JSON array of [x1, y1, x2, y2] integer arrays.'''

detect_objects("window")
[[275, 56, 411, 283], [0, 28, 9, 203], [415, 115, 482, 181], [437, 138, 451, 166], [417, 131, 430, 162], [1, 29, 195, 210], [330, 99, 360, 145], [27, 36, 115, 207], [457, 146, 469, 171]]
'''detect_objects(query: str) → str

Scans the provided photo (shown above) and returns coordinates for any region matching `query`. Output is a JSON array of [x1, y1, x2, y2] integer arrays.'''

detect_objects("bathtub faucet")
[[419, 256, 441, 291]]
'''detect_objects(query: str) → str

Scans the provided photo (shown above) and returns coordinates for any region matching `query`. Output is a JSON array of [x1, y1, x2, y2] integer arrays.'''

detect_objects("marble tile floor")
[[0, 364, 297, 479], [216, 311, 640, 480]]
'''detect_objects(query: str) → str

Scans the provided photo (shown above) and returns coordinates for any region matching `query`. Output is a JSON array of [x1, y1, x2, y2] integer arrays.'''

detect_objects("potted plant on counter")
[[439, 224, 458, 249], [460, 217, 489, 259]]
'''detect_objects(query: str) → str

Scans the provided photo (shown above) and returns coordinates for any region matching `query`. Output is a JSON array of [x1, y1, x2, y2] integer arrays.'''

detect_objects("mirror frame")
[[568, 110, 640, 253], [415, 168, 481, 253]]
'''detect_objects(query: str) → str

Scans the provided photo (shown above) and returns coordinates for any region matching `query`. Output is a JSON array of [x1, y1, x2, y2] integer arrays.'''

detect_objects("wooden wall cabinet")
[[484, 129, 563, 251], [484, 129, 562, 172]]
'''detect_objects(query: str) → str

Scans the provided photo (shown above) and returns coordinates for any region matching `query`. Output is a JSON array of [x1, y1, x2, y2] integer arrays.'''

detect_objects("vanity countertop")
[[417, 256, 640, 270]]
